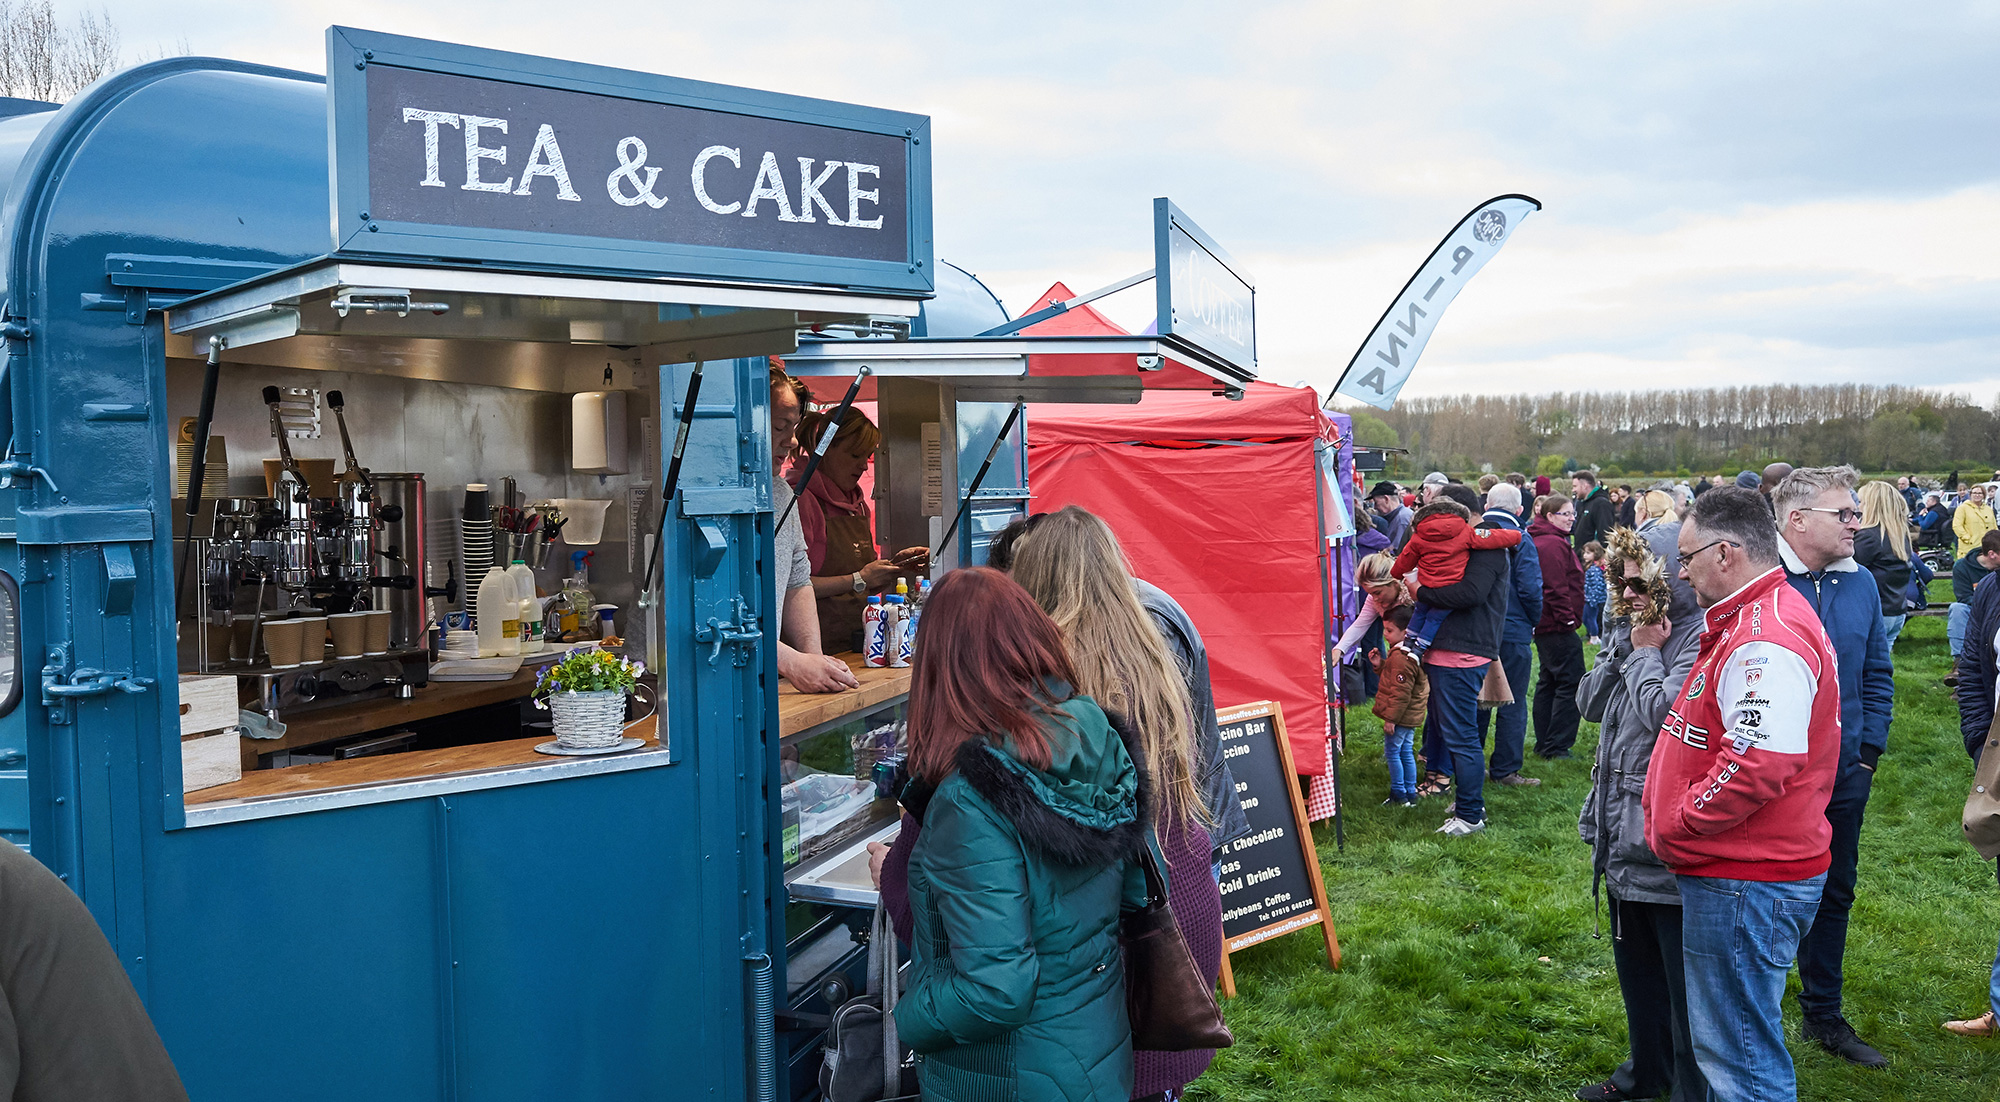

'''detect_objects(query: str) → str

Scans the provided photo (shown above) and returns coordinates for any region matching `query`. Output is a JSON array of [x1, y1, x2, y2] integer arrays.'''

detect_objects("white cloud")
[[86, 0, 2000, 404]]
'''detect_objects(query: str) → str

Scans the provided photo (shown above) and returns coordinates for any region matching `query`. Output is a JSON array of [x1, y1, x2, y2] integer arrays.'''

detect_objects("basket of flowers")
[[534, 648, 646, 751]]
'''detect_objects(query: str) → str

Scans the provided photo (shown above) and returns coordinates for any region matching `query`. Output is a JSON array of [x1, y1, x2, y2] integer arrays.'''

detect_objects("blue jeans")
[[1681, 872, 1827, 1102], [1385, 724, 1417, 798], [1406, 599, 1448, 649], [1989, 925, 2000, 1020], [1882, 612, 1906, 651], [1584, 601, 1604, 638], [1952, 601, 1972, 658], [1476, 639, 1533, 780], [1424, 662, 1489, 823]]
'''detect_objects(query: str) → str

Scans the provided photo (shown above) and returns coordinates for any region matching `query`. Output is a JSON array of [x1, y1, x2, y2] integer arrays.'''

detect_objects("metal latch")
[[40, 643, 153, 725], [331, 288, 449, 318], [694, 597, 763, 667]]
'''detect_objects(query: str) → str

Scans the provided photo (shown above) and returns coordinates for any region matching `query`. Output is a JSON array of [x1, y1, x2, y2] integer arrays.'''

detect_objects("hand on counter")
[[778, 646, 860, 693]]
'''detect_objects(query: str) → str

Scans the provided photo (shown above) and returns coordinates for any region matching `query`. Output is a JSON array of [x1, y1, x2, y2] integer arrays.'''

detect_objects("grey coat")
[[1577, 616, 1700, 906]]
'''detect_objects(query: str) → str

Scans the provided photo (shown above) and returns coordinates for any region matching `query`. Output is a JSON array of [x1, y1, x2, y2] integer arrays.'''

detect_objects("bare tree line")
[[1365, 383, 2000, 475]]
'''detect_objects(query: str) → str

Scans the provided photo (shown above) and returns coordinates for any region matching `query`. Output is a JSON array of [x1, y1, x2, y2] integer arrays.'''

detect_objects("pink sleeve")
[[1334, 593, 1385, 660]]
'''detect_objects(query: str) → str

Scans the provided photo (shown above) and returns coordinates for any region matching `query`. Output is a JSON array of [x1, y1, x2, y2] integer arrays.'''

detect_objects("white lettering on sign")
[[1231, 827, 1283, 852], [1172, 236, 1252, 346], [845, 162, 883, 229], [401, 108, 461, 187], [607, 137, 669, 209], [1218, 860, 1240, 875], [797, 158, 845, 225], [692, 146, 742, 214], [460, 115, 513, 192], [1244, 865, 1282, 886], [1239, 796, 1260, 810], [391, 109, 890, 233], [514, 124, 580, 201], [743, 150, 801, 221]]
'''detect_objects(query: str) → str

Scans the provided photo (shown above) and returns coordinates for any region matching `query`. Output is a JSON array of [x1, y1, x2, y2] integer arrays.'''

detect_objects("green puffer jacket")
[[893, 691, 1147, 1102]]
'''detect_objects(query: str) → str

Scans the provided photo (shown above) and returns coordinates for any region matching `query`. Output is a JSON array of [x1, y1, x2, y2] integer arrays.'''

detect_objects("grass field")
[[1195, 594, 2000, 1101]]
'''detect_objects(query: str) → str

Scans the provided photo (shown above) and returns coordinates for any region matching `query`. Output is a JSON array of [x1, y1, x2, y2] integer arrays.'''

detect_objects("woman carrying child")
[[1388, 500, 1524, 656]]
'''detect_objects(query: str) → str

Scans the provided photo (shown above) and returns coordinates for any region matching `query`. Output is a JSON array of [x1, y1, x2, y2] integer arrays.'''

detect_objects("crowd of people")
[[1345, 460, 2000, 1101], [759, 356, 2000, 1101]]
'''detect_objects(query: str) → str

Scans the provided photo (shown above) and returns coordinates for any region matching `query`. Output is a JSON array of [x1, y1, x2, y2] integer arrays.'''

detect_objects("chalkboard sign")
[[1214, 701, 1338, 995]]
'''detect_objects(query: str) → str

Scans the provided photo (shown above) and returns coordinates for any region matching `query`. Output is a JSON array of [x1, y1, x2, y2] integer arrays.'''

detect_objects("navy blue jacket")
[[1481, 509, 1542, 647], [1780, 539, 1895, 769], [1956, 572, 2000, 760]]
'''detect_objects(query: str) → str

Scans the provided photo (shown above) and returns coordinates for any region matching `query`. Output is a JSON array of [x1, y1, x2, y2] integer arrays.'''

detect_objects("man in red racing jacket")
[[1643, 487, 1840, 1102]]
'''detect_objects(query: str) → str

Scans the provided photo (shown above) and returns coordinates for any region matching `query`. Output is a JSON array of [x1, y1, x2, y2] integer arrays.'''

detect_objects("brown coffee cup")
[[330, 612, 368, 659], [362, 609, 393, 655], [263, 619, 308, 669], [294, 617, 328, 662]]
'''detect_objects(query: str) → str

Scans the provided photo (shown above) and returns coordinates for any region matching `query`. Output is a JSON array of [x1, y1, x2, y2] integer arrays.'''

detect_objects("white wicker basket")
[[547, 689, 629, 749]]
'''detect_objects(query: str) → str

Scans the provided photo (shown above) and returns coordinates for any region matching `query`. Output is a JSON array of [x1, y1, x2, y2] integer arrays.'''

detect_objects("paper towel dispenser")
[[572, 391, 629, 474]]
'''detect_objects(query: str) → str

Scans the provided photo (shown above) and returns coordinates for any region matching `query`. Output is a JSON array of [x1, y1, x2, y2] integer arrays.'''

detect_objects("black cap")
[[1366, 480, 1401, 500]]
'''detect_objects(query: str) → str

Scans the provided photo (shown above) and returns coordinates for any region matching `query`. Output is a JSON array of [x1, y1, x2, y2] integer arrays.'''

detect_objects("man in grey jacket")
[[1573, 531, 1704, 1102]]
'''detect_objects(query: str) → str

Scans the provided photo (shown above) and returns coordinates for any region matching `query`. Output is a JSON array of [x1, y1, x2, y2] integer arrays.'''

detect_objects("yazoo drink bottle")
[[862, 596, 887, 668], [886, 595, 909, 669]]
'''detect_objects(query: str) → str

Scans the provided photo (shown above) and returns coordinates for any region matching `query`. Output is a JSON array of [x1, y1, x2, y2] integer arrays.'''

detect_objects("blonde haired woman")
[[1956, 483, 1997, 559], [1011, 506, 1228, 1101], [1634, 489, 1677, 532], [1855, 480, 1916, 649]]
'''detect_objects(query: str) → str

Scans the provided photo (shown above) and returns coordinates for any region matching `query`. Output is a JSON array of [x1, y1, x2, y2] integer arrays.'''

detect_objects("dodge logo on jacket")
[[1642, 567, 1842, 881]]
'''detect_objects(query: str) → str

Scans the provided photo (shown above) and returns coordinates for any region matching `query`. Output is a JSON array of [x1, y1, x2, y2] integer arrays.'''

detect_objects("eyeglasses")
[[1676, 538, 1740, 568], [1619, 575, 1650, 593], [1801, 506, 1863, 524]]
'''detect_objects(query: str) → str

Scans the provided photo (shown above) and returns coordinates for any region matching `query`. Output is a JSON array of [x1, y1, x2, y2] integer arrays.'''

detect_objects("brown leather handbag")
[[1122, 838, 1233, 1052]]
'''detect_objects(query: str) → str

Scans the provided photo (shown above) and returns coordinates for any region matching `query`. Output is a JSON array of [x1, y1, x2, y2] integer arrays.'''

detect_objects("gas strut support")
[[174, 336, 224, 611], [637, 361, 706, 603], [776, 365, 870, 533], [933, 400, 1023, 563]]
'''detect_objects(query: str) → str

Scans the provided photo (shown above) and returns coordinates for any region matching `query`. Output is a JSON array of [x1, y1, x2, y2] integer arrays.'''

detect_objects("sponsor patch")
[[1745, 669, 1763, 688], [1686, 673, 1706, 701]]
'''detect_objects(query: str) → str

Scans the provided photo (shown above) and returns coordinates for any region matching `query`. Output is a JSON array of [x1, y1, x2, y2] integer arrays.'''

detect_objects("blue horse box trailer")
[[0, 26, 941, 1101], [0, 24, 1258, 1101]]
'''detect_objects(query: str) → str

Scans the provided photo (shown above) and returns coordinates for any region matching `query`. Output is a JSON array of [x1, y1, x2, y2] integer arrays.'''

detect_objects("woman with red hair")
[[890, 567, 1146, 1102]]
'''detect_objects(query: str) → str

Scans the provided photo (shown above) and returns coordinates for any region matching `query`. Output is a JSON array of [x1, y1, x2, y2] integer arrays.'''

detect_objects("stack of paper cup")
[[264, 620, 308, 669], [442, 630, 480, 660], [461, 483, 494, 620], [363, 609, 393, 655], [330, 612, 368, 659], [294, 615, 328, 663]]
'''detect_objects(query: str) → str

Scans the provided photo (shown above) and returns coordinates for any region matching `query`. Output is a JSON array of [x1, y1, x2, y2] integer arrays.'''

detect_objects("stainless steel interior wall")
[[163, 357, 659, 636]]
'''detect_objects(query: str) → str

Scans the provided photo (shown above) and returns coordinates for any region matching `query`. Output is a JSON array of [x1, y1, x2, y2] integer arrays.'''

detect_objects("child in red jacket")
[[1390, 501, 1523, 655]]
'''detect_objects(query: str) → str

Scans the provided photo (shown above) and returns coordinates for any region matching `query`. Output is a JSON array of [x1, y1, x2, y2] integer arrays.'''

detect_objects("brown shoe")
[[1944, 1011, 1998, 1037], [1496, 773, 1542, 787]]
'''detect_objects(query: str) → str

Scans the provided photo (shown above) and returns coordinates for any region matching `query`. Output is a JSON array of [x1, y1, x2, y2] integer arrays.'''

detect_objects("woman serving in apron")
[[790, 407, 930, 652]]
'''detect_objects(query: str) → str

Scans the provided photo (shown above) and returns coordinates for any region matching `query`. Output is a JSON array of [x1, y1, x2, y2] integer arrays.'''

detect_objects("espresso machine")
[[188, 388, 444, 718]]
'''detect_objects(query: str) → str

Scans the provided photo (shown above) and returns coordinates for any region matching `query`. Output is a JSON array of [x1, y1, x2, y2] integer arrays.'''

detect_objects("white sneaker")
[[1435, 817, 1486, 837]]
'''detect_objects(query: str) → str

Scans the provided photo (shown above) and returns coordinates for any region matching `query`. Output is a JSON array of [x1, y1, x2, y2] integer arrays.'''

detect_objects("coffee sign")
[[1154, 198, 1256, 378], [328, 27, 932, 295], [1213, 700, 1338, 996]]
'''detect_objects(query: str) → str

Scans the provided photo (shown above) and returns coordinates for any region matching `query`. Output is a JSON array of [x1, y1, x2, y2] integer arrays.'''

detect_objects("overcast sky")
[[96, 0, 2000, 404]]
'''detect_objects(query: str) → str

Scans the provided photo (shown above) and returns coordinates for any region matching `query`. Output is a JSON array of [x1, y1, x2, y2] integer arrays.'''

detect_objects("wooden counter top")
[[778, 654, 910, 739], [191, 714, 658, 805], [243, 665, 544, 768], [195, 651, 902, 808]]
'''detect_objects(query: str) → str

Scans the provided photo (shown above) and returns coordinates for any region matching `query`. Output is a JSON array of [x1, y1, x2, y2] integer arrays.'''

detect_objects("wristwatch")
[[850, 572, 867, 595]]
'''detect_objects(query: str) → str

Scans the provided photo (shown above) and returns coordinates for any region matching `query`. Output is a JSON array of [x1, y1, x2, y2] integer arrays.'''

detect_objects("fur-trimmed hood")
[[951, 699, 1146, 869]]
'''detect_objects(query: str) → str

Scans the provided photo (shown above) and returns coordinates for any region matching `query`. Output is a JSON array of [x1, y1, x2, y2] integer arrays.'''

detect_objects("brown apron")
[[817, 510, 879, 652]]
